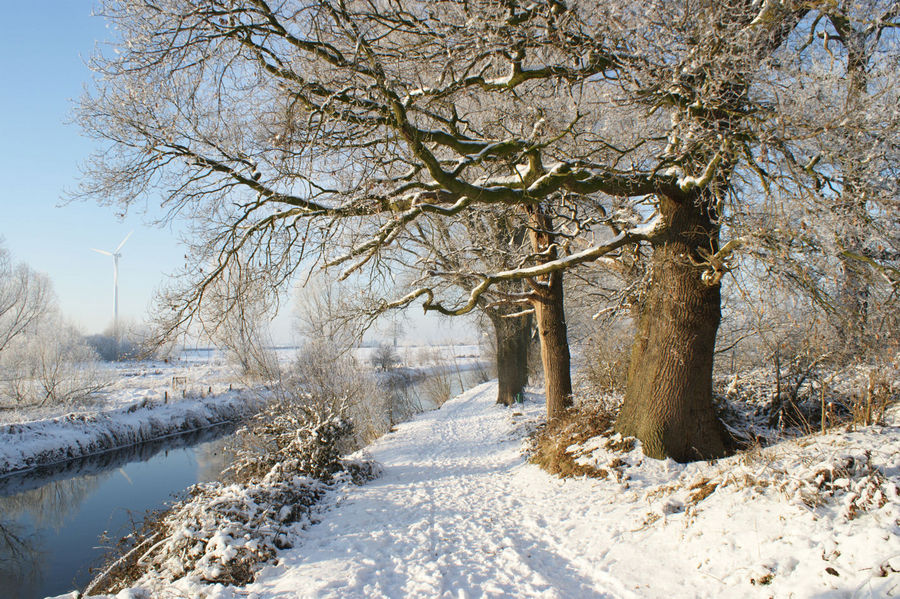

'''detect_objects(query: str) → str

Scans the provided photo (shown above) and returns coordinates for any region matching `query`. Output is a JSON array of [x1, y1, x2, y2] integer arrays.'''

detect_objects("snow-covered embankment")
[[0, 390, 262, 476]]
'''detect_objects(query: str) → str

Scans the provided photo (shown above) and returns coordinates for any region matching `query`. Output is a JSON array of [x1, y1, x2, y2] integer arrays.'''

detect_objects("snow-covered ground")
[[86, 381, 899, 598]]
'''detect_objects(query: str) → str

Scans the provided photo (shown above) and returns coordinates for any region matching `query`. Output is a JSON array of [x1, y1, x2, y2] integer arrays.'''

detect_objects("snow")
[[0, 356, 272, 476], [83, 380, 900, 598]]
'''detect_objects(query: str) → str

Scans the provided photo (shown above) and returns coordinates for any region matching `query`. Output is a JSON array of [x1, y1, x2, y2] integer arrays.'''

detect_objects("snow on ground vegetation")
[[80, 369, 899, 599]]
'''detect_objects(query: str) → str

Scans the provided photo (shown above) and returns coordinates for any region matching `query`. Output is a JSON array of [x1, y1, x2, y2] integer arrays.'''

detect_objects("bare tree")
[[824, 4, 898, 345], [370, 342, 399, 371], [733, 1, 900, 358], [76, 1, 897, 460], [197, 259, 280, 379], [821, 3, 899, 350], [293, 272, 362, 341], [0, 244, 105, 408], [0, 319, 107, 409], [0, 242, 52, 355]]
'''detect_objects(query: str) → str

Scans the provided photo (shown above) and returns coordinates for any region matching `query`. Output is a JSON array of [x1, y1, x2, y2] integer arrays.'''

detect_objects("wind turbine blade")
[[115, 230, 133, 253], [91, 248, 113, 256]]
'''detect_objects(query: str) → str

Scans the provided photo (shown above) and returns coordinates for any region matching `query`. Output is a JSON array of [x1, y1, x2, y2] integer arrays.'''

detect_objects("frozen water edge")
[[0, 347, 486, 479]]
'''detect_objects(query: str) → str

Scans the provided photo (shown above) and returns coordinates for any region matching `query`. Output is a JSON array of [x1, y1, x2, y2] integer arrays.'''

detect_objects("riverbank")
[[0, 348, 485, 599], [0, 388, 262, 477]]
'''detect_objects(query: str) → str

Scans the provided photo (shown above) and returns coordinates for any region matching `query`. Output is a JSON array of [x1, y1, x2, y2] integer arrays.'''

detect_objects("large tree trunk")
[[615, 193, 729, 462], [526, 206, 573, 419], [490, 310, 532, 406]]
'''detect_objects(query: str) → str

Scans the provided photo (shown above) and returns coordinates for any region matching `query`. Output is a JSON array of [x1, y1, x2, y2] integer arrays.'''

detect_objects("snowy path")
[[247, 383, 636, 599], [233, 381, 900, 599], [93, 378, 900, 598]]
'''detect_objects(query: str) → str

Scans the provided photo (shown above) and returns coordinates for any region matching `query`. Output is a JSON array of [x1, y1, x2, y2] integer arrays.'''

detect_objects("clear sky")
[[0, 2, 474, 346], [0, 2, 186, 336]]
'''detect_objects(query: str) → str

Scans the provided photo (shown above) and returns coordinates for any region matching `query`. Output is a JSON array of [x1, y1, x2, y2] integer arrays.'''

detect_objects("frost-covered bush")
[[83, 332, 141, 362], [0, 320, 107, 408], [227, 395, 357, 483], [419, 369, 453, 408], [0, 243, 52, 355], [85, 467, 328, 594], [370, 342, 399, 371], [578, 322, 633, 398], [715, 357, 899, 440], [288, 339, 395, 445], [0, 244, 107, 409]]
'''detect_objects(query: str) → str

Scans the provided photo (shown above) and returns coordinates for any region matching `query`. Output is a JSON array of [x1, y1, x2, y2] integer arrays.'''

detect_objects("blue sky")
[[0, 2, 186, 336], [0, 2, 473, 345]]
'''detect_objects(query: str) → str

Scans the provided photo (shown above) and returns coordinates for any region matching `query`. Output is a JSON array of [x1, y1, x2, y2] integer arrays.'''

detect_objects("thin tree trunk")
[[534, 271, 572, 417], [838, 227, 869, 351], [833, 22, 870, 353], [526, 205, 573, 418], [490, 310, 532, 406], [615, 193, 729, 461]]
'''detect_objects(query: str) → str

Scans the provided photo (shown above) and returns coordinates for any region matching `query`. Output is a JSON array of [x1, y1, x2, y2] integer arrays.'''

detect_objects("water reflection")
[[0, 465, 112, 591], [0, 424, 236, 599], [194, 435, 233, 483], [0, 424, 236, 498], [0, 520, 43, 594], [1, 472, 109, 530]]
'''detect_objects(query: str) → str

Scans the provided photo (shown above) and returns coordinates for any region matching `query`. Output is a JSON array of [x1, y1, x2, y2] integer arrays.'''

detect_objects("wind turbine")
[[92, 231, 132, 340]]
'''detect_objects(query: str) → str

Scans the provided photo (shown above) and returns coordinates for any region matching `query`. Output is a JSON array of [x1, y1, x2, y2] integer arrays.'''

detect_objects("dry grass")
[[528, 403, 618, 478], [687, 478, 719, 504]]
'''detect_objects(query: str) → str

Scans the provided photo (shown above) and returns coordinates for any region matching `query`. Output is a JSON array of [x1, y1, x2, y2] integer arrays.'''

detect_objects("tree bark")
[[615, 193, 729, 462], [489, 310, 532, 406], [534, 270, 573, 417], [526, 206, 573, 419]]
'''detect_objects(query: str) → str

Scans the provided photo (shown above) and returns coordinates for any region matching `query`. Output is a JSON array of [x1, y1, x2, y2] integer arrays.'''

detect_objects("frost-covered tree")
[[1, 321, 106, 408], [370, 342, 400, 371], [0, 243, 105, 407], [726, 1, 900, 361], [0, 243, 52, 355], [395, 206, 538, 406], [77, 0, 898, 461], [193, 258, 279, 379]]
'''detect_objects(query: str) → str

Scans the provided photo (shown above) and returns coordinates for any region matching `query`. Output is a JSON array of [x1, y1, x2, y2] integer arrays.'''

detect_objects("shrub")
[[83, 333, 141, 362], [578, 322, 632, 397], [0, 322, 107, 408], [86, 389, 378, 595], [226, 395, 356, 483], [290, 339, 393, 445], [370, 342, 400, 371]]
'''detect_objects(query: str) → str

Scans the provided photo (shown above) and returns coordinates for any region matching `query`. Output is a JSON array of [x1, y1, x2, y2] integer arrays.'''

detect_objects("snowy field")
[[0, 345, 484, 477], [79, 380, 900, 599]]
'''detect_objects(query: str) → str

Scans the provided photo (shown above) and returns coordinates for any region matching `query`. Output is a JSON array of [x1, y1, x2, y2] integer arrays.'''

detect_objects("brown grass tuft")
[[688, 478, 719, 504], [528, 404, 616, 478]]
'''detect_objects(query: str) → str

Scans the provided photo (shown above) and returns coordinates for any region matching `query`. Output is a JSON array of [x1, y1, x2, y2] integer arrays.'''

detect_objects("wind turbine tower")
[[92, 231, 132, 340]]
